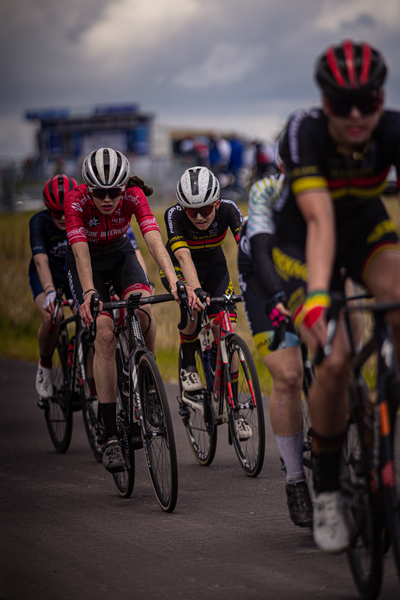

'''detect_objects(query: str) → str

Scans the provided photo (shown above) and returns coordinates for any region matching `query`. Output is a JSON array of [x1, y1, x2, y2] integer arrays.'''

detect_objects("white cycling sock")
[[275, 431, 305, 484]]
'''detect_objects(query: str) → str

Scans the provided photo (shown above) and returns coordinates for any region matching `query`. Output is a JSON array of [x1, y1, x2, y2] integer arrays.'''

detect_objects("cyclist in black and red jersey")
[[160, 166, 251, 439], [64, 148, 198, 473], [29, 174, 77, 400], [272, 40, 400, 553]]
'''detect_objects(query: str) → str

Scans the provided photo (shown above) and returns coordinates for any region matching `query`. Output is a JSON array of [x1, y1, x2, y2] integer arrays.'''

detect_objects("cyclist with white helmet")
[[29, 174, 78, 400], [64, 148, 197, 473], [160, 166, 249, 436]]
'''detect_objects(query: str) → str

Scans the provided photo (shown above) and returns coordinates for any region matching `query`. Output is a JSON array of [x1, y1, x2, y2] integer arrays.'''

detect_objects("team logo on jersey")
[[89, 216, 100, 227], [51, 240, 67, 259]]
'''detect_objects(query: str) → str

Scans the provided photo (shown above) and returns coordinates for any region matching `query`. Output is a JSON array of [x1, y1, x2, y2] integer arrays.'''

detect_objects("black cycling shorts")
[[66, 238, 150, 316]]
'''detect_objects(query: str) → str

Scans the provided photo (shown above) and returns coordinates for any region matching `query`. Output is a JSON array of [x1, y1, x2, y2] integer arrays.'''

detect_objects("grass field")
[[1, 195, 399, 393]]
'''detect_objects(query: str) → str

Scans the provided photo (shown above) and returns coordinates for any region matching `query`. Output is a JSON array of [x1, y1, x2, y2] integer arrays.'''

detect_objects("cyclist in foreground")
[[29, 174, 77, 400], [64, 148, 197, 473], [273, 40, 400, 553], [160, 166, 251, 438]]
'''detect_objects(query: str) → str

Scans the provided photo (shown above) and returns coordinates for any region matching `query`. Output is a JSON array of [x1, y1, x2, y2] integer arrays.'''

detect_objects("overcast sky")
[[1, 0, 400, 157]]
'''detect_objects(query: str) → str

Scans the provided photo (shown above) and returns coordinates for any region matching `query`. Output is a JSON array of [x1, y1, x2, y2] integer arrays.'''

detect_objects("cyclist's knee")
[[95, 318, 116, 352]]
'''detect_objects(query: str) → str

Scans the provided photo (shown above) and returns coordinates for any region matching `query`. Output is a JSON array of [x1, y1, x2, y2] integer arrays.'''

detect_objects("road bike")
[[317, 293, 400, 599], [86, 290, 180, 512], [38, 288, 88, 453], [177, 293, 265, 477]]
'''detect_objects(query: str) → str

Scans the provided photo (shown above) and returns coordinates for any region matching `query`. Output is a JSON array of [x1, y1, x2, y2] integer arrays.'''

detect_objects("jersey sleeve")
[[64, 186, 89, 245], [247, 175, 284, 239], [164, 205, 189, 253], [29, 212, 48, 256], [229, 201, 243, 243], [125, 187, 160, 237], [286, 110, 328, 197]]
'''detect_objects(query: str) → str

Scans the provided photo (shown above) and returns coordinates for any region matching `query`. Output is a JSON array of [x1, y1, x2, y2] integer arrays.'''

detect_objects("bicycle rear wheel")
[[342, 409, 383, 600], [80, 342, 103, 463], [45, 339, 73, 453], [138, 353, 178, 512], [178, 347, 217, 467], [226, 334, 265, 477]]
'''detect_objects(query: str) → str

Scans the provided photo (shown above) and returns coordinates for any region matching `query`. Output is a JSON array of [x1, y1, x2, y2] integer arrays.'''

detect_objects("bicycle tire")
[[111, 386, 135, 499], [342, 406, 383, 600], [45, 338, 73, 453], [138, 353, 178, 512], [226, 334, 265, 477], [178, 346, 218, 467], [381, 391, 400, 583], [80, 342, 103, 463]]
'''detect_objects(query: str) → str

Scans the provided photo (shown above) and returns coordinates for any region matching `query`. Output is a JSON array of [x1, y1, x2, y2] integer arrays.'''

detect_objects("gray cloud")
[[1, 0, 400, 155]]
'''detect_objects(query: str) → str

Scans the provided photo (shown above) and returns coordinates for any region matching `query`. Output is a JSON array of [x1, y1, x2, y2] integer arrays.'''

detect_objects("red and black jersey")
[[65, 183, 159, 249], [164, 199, 243, 268], [274, 108, 400, 245]]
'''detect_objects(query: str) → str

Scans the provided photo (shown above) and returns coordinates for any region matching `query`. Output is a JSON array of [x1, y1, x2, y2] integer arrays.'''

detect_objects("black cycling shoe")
[[286, 481, 313, 528], [102, 436, 126, 473]]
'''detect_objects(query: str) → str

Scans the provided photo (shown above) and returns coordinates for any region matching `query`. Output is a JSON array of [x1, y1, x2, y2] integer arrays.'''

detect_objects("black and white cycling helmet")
[[176, 166, 220, 208], [82, 148, 130, 189]]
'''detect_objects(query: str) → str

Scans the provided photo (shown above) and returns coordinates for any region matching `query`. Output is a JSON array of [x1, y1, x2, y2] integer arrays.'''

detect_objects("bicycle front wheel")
[[342, 415, 383, 600], [80, 342, 103, 463], [226, 334, 265, 477], [112, 387, 135, 499], [178, 347, 217, 467], [138, 353, 178, 512], [382, 385, 400, 583], [45, 339, 73, 453]]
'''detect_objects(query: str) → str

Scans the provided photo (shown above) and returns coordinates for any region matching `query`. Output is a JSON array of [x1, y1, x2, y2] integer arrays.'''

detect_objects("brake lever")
[[176, 281, 194, 331]]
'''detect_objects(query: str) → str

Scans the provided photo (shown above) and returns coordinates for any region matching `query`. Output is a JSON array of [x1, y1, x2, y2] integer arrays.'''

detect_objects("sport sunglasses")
[[90, 188, 124, 200], [327, 94, 381, 117], [51, 210, 64, 219], [184, 203, 216, 218]]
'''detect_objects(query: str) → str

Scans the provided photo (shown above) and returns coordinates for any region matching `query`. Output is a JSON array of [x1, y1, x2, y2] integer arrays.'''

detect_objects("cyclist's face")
[[52, 212, 66, 230], [323, 93, 383, 148], [185, 200, 220, 230], [90, 191, 122, 215]]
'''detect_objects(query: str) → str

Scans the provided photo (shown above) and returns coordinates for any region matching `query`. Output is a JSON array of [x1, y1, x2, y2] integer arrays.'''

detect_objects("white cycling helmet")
[[82, 148, 130, 189], [176, 166, 220, 208]]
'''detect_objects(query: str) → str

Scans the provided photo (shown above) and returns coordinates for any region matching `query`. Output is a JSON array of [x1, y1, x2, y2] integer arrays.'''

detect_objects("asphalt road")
[[0, 356, 399, 600]]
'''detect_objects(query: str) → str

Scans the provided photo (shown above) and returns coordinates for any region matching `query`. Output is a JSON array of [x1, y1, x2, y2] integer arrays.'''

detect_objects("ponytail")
[[126, 174, 153, 197]]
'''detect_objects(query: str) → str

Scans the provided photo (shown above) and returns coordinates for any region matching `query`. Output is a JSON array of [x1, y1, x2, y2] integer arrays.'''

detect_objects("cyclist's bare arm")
[[33, 253, 57, 313], [143, 230, 197, 308], [174, 247, 208, 309], [71, 241, 99, 323], [296, 189, 336, 350]]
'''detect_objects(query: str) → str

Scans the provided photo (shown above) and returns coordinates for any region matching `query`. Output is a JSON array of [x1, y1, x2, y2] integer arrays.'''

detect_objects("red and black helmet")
[[42, 174, 77, 211], [315, 40, 387, 97]]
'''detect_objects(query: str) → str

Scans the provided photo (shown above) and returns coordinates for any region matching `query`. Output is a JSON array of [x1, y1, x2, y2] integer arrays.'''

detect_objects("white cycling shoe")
[[180, 366, 203, 392], [35, 361, 53, 399], [236, 417, 252, 441], [313, 490, 350, 554]]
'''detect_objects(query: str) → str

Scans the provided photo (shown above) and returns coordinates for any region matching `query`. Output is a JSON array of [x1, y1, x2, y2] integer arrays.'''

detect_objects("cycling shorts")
[[272, 196, 400, 325], [160, 259, 237, 322], [238, 254, 299, 359], [28, 258, 72, 301], [66, 238, 150, 318]]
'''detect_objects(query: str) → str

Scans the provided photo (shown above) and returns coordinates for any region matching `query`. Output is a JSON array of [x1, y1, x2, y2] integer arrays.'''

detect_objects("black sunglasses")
[[90, 188, 123, 200], [184, 203, 216, 218], [51, 210, 64, 219], [327, 95, 381, 117]]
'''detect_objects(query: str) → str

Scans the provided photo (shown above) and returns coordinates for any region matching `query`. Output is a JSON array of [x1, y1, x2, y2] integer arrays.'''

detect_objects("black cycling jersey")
[[274, 108, 400, 246], [164, 199, 243, 268], [29, 210, 68, 283]]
